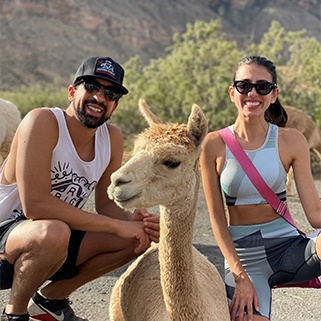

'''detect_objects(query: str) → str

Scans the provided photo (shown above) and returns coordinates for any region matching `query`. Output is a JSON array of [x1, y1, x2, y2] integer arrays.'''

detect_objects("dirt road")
[[1, 181, 321, 320]]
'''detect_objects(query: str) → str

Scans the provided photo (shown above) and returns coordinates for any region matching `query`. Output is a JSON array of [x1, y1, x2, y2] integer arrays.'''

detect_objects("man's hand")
[[132, 208, 160, 243], [116, 220, 151, 254]]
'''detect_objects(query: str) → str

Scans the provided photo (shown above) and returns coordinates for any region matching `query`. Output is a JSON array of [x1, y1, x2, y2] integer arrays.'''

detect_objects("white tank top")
[[220, 123, 287, 206], [0, 107, 111, 221]]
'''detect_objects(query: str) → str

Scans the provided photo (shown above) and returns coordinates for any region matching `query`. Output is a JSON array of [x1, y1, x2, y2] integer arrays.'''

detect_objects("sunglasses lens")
[[234, 81, 252, 94], [83, 82, 100, 94], [256, 82, 273, 95], [104, 89, 122, 101]]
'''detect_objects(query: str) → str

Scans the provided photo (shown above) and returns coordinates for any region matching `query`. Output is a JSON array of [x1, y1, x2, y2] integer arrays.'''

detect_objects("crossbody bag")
[[219, 127, 321, 288]]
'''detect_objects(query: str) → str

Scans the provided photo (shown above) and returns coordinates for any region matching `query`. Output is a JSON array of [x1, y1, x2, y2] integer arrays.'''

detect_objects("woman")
[[200, 56, 321, 321]]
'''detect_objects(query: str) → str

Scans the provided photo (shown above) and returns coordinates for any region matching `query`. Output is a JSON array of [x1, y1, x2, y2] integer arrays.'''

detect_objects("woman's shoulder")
[[278, 126, 310, 159], [204, 129, 226, 145], [278, 126, 306, 143], [202, 129, 228, 161]]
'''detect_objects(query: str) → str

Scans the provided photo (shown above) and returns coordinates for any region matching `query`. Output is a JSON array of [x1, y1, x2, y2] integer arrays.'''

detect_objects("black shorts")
[[0, 217, 86, 289]]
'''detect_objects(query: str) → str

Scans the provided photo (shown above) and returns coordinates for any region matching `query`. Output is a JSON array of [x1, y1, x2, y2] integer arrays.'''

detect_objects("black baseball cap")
[[73, 56, 128, 94]]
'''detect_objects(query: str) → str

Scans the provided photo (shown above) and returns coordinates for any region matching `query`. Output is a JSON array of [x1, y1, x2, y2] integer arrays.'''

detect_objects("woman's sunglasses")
[[233, 80, 277, 95], [75, 79, 123, 101]]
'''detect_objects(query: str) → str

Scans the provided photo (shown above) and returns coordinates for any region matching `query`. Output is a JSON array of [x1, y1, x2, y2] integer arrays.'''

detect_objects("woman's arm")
[[200, 131, 259, 320], [279, 127, 321, 228]]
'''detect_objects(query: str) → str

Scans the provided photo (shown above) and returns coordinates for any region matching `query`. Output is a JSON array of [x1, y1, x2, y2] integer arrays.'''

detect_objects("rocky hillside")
[[0, 0, 320, 90]]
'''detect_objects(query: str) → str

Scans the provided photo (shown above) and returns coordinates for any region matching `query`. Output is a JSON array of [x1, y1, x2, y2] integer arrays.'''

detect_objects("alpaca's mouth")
[[113, 192, 141, 208]]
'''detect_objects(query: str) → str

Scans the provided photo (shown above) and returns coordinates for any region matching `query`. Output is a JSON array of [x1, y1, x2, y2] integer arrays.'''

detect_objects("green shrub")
[[0, 84, 68, 117]]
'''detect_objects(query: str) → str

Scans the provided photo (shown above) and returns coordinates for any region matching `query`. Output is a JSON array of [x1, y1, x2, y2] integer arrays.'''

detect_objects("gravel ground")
[[1, 181, 320, 321]]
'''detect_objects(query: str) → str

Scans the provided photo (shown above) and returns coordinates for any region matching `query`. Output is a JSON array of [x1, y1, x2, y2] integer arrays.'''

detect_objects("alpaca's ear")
[[187, 104, 208, 147], [138, 99, 163, 127]]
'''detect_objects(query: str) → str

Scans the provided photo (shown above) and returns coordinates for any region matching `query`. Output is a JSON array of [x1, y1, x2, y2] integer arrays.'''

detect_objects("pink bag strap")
[[218, 127, 305, 235]]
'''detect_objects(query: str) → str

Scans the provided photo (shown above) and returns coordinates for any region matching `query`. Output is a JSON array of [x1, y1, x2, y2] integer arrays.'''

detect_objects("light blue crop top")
[[220, 124, 287, 206]]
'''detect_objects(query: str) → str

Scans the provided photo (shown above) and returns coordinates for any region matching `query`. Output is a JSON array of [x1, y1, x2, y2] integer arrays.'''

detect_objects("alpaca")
[[108, 99, 230, 321], [0, 98, 21, 165], [285, 106, 321, 195]]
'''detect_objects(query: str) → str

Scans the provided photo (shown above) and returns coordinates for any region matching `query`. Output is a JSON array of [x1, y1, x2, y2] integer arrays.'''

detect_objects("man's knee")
[[9, 219, 71, 262], [32, 220, 71, 253]]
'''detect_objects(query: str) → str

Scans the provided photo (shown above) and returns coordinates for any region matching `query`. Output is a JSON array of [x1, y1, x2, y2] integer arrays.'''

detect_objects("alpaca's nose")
[[114, 177, 131, 187], [110, 171, 131, 187]]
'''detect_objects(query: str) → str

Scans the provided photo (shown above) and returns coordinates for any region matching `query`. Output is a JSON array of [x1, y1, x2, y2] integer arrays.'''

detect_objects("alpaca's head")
[[108, 99, 208, 209]]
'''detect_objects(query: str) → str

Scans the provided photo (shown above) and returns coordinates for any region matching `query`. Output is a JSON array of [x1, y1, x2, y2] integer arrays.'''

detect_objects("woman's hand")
[[230, 271, 260, 321], [132, 208, 160, 243]]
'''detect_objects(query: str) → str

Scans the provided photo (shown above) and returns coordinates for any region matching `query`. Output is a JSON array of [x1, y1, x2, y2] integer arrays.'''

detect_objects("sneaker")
[[27, 293, 88, 321], [0, 311, 29, 321]]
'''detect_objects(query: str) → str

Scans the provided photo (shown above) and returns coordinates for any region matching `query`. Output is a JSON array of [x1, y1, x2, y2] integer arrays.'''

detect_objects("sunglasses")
[[75, 79, 123, 101], [233, 80, 277, 95]]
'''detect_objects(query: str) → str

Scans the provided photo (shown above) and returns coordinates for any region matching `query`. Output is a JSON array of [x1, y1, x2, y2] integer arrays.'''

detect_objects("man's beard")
[[73, 99, 111, 128]]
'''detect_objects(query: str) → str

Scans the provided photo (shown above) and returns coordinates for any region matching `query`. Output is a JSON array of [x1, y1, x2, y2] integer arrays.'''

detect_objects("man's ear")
[[68, 85, 76, 102], [112, 102, 119, 112]]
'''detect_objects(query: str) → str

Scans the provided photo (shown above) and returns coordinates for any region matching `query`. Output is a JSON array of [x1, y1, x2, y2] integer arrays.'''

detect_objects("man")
[[0, 56, 160, 321]]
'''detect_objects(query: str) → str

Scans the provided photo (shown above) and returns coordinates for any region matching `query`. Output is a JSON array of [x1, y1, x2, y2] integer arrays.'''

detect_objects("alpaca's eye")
[[163, 160, 181, 169]]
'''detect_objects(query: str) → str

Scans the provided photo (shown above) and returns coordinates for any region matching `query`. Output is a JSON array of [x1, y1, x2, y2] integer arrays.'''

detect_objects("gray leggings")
[[225, 218, 321, 319]]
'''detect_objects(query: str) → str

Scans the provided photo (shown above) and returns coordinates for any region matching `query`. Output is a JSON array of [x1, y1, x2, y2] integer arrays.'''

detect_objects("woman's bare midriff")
[[228, 203, 281, 225]]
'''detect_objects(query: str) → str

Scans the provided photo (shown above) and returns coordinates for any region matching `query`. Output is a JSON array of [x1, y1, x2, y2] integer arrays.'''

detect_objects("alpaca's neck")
[[159, 173, 205, 319]]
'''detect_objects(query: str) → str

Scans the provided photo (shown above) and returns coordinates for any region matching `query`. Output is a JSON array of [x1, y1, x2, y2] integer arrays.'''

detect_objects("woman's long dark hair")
[[234, 56, 288, 127]]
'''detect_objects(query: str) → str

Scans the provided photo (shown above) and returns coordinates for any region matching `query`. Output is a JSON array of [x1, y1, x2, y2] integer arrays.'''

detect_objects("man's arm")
[[10, 108, 151, 252]]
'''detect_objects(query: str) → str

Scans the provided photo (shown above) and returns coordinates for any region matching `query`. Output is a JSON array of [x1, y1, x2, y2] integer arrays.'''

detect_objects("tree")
[[115, 20, 243, 135], [111, 55, 149, 137], [116, 19, 321, 135], [285, 36, 321, 126], [2, 20, 320, 133], [247, 21, 321, 126]]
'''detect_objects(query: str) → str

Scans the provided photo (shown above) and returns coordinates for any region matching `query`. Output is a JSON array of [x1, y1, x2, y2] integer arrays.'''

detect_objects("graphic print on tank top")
[[51, 161, 96, 208]]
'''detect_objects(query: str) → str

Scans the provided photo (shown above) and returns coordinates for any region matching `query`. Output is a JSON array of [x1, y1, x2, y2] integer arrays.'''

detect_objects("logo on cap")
[[95, 59, 116, 79]]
